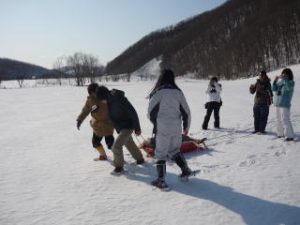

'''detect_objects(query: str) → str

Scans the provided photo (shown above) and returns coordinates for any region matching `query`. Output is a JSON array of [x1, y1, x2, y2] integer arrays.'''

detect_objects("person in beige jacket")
[[77, 83, 114, 160]]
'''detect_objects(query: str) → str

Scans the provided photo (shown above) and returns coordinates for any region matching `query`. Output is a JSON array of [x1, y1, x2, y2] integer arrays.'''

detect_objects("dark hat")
[[260, 70, 267, 76], [96, 86, 110, 100]]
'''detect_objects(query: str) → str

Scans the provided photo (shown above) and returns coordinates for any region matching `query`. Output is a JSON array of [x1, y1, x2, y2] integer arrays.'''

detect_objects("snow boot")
[[111, 166, 124, 175], [98, 155, 107, 160], [172, 152, 192, 180], [151, 178, 170, 191], [96, 146, 107, 160], [136, 158, 145, 165], [151, 160, 169, 189]]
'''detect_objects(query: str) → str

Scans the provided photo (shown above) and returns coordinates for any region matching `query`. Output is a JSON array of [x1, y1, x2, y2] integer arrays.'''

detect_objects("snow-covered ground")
[[1, 65, 300, 225]]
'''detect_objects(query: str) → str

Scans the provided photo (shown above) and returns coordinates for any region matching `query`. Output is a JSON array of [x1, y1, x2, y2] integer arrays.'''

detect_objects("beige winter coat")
[[77, 96, 114, 136]]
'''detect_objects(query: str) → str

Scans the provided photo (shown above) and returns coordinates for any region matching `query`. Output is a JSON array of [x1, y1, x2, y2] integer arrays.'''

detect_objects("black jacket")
[[107, 89, 141, 133]]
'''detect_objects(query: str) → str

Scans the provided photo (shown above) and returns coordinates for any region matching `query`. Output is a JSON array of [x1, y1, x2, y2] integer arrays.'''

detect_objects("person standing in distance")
[[272, 68, 295, 141], [202, 76, 222, 130]]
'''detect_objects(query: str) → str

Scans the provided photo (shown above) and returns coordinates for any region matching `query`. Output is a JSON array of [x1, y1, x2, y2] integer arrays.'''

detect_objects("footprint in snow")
[[239, 155, 256, 167]]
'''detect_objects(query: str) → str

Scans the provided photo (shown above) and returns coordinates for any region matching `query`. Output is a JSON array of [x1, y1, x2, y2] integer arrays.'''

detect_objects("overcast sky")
[[0, 0, 227, 69]]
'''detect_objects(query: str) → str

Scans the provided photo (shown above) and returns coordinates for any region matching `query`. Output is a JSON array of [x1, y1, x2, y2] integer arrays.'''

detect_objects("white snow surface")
[[1, 65, 300, 225]]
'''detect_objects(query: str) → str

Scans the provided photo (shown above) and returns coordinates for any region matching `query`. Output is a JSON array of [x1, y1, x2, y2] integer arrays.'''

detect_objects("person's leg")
[[259, 105, 269, 133], [213, 102, 221, 128], [169, 135, 191, 176], [92, 133, 107, 159], [253, 105, 260, 133], [104, 135, 114, 149], [282, 107, 294, 139], [276, 107, 284, 137], [92, 133, 102, 148], [202, 103, 214, 129], [153, 132, 170, 183], [124, 132, 144, 163], [111, 130, 132, 169]]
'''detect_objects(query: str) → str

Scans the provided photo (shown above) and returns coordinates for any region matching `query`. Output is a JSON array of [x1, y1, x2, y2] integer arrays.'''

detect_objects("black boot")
[[172, 152, 191, 177], [156, 160, 166, 180], [151, 160, 169, 190]]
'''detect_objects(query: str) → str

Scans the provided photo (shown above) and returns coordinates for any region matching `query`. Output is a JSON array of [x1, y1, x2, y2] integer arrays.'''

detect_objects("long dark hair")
[[150, 69, 179, 95], [282, 68, 294, 81]]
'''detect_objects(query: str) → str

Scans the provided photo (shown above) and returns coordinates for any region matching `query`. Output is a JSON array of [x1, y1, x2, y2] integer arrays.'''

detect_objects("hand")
[[76, 120, 82, 130], [183, 129, 188, 135], [135, 130, 141, 136]]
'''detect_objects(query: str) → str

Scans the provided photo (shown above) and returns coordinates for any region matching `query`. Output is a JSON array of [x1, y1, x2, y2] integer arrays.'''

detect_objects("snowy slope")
[[0, 65, 300, 225]]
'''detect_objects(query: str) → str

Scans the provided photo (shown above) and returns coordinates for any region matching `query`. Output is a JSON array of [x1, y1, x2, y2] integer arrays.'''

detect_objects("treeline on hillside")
[[0, 53, 106, 87], [0, 58, 57, 81], [106, 0, 300, 79]]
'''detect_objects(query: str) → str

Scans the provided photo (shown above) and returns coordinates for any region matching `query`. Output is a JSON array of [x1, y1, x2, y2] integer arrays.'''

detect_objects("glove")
[[210, 89, 216, 93], [76, 120, 82, 130]]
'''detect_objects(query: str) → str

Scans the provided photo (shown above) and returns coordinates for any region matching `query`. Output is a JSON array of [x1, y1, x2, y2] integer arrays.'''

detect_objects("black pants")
[[253, 104, 269, 133], [202, 101, 221, 129], [92, 133, 114, 149]]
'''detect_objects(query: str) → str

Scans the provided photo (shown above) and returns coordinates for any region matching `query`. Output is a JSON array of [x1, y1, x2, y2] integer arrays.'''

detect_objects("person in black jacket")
[[96, 86, 144, 174]]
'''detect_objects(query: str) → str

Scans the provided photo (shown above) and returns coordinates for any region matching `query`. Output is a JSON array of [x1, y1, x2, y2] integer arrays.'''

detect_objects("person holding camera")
[[249, 70, 272, 134], [202, 76, 222, 130], [272, 68, 295, 141]]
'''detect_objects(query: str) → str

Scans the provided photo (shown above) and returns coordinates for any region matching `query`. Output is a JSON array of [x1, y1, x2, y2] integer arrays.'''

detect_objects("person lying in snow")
[[138, 134, 207, 157]]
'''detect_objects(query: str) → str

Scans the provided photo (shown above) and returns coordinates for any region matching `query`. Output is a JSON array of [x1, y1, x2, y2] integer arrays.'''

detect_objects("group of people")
[[199, 68, 296, 141], [76, 67, 296, 189], [249, 68, 295, 141], [76, 69, 197, 189]]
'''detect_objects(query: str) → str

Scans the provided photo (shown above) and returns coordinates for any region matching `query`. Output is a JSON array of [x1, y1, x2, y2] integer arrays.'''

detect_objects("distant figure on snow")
[[272, 68, 295, 141], [202, 76, 222, 130], [76, 83, 114, 160], [96, 86, 145, 174], [249, 70, 273, 134], [148, 68, 194, 190]]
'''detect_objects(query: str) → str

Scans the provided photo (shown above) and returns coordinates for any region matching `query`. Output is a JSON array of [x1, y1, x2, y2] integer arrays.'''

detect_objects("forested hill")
[[0, 58, 55, 80], [106, 0, 300, 79]]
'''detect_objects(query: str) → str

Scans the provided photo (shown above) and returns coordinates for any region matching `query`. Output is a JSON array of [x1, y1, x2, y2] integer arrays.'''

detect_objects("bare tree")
[[17, 75, 25, 88], [67, 52, 85, 86], [0, 71, 3, 86], [66, 53, 102, 86], [83, 54, 99, 83], [53, 56, 66, 86]]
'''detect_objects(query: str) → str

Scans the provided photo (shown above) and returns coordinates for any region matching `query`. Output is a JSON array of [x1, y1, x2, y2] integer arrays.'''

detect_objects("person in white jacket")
[[202, 77, 222, 130], [148, 69, 193, 189]]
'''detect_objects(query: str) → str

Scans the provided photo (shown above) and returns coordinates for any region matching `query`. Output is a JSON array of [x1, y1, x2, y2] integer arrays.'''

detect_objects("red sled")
[[180, 142, 198, 153], [142, 141, 205, 158]]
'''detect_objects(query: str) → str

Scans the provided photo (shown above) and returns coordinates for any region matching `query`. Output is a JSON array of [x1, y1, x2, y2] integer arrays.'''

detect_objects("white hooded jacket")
[[147, 85, 191, 135], [206, 82, 222, 103]]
